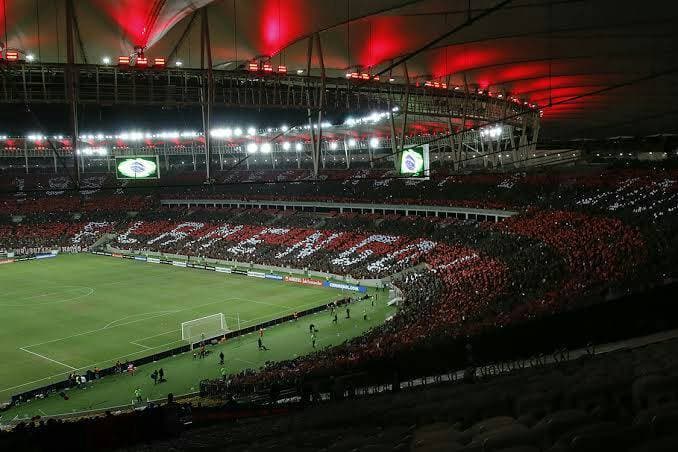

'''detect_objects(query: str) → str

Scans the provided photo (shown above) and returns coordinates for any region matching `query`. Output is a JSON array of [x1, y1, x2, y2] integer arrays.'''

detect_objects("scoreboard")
[[399, 144, 430, 179], [115, 156, 160, 180]]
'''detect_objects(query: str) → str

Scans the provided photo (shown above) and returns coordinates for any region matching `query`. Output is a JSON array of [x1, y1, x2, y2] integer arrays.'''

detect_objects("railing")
[[0, 63, 538, 126]]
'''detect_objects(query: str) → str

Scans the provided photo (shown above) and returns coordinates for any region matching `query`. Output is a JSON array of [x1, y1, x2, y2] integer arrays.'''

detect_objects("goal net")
[[181, 313, 228, 345]]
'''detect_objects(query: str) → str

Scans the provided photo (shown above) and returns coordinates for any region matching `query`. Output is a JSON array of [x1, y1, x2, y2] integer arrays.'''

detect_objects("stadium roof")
[[1, 0, 677, 138]]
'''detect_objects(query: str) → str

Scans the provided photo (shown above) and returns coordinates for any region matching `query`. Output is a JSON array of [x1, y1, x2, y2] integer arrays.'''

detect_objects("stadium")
[[1, 0, 678, 450]]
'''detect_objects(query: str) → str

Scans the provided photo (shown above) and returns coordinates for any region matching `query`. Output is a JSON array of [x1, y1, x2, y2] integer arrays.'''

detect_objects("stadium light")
[[296, 69, 304, 75], [348, 138, 357, 148], [260, 143, 272, 153], [175, 60, 183, 67], [370, 137, 380, 148], [233, 128, 243, 137], [295, 142, 303, 151], [26, 53, 35, 62], [246, 142, 258, 153], [246, 127, 256, 136], [102, 56, 111, 65], [282, 141, 291, 151], [329, 141, 338, 150], [281, 124, 289, 132]]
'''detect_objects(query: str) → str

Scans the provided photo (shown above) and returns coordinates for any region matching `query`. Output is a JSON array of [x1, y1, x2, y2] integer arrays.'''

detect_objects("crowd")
[[0, 167, 676, 401]]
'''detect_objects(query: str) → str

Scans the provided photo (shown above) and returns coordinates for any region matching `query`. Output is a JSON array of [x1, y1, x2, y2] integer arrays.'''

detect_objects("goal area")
[[181, 313, 228, 346]]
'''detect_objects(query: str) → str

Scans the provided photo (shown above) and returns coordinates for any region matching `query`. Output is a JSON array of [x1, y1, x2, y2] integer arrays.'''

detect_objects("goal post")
[[181, 313, 228, 345]]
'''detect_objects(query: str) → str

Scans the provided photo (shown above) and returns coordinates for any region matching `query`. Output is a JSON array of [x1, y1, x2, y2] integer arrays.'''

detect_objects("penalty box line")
[[19, 347, 77, 371]]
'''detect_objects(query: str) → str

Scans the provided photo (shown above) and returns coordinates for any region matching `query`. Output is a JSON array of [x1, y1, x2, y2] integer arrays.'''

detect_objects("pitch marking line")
[[129, 341, 152, 350], [0, 287, 95, 308], [103, 310, 181, 329], [19, 347, 77, 371]]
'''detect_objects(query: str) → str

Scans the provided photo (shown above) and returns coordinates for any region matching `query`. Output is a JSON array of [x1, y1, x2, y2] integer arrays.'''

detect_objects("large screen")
[[115, 156, 160, 180], [399, 144, 430, 178]]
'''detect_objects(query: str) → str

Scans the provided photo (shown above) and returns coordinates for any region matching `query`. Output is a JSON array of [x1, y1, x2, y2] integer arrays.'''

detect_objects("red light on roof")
[[263, 63, 273, 72], [424, 81, 433, 87], [118, 55, 130, 66], [153, 58, 165, 68], [277, 65, 287, 74], [372, 75, 380, 81], [248, 61, 259, 71], [5, 51, 18, 61], [136, 57, 148, 67], [361, 73, 370, 80], [350, 72, 360, 79], [433, 82, 440, 88]]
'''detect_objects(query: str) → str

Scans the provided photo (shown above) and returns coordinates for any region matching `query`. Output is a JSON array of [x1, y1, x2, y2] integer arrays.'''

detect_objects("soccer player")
[[134, 387, 142, 404], [151, 370, 158, 385], [311, 332, 317, 348], [333, 312, 338, 324], [159, 368, 165, 382], [219, 351, 224, 365], [346, 306, 350, 319], [363, 308, 367, 321], [258, 337, 269, 351]]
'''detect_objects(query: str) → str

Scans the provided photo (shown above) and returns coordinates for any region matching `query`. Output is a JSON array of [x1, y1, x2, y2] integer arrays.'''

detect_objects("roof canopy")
[[1, 0, 677, 137]]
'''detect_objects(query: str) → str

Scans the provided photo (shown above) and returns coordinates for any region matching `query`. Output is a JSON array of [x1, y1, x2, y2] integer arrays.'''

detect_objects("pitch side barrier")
[[0, 250, 59, 264], [102, 247, 379, 290]]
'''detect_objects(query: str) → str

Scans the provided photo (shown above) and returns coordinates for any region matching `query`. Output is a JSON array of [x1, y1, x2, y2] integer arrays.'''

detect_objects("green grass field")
[[0, 254, 394, 421]]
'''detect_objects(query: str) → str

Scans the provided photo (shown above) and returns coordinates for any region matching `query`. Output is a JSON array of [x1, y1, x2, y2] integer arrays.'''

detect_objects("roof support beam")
[[167, 11, 198, 65], [65, 0, 80, 187], [200, 7, 213, 183], [313, 33, 326, 178]]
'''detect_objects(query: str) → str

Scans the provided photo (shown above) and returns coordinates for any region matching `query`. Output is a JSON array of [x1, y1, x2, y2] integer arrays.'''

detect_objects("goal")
[[181, 313, 228, 345]]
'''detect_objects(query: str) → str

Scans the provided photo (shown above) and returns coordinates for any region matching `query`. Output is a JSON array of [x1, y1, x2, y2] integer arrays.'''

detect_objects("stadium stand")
[[0, 167, 676, 450]]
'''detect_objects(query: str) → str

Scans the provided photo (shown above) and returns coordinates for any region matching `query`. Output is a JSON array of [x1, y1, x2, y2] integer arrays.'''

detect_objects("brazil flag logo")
[[400, 148, 425, 176]]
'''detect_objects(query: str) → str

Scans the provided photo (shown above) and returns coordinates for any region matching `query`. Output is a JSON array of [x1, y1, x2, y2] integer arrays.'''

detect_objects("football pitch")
[[0, 254, 394, 420]]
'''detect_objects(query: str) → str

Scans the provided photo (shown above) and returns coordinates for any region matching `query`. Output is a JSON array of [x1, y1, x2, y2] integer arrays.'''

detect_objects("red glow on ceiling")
[[359, 16, 408, 68], [93, 0, 156, 46], [431, 46, 502, 79], [262, 0, 307, 56]]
